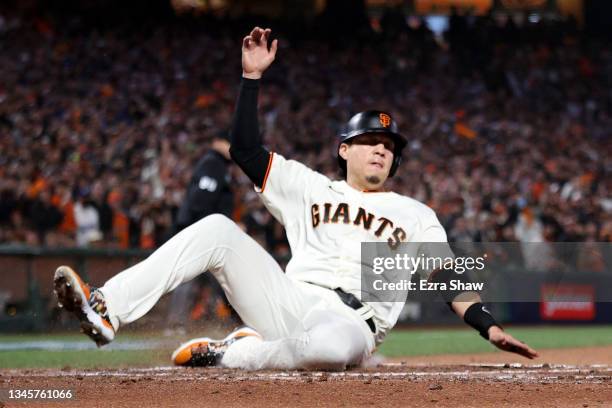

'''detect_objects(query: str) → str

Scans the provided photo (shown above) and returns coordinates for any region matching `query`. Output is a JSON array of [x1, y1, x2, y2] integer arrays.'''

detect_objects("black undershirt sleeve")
[[229, 78, 271, 188]]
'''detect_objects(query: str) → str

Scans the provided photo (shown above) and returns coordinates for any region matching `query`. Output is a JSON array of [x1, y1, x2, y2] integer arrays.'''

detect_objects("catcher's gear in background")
[[337, 110, 407, 177]]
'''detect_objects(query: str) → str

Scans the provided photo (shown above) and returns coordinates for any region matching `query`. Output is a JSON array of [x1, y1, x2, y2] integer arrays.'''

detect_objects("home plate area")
[[4, 363, 611, 408]]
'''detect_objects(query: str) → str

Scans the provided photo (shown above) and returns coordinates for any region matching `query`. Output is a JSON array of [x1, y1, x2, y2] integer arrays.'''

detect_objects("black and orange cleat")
[[171, 327, 261, 367], [53, 265, 115, 347]]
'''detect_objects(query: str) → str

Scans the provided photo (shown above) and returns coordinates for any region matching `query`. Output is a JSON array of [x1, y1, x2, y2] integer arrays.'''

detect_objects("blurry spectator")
[[27, 187, 63, 246], [576, 241, 606, 272], [514, 208, 544, 243], [73, 193, 102, 247], [91, 181, 114, 241], [449, 218, 475, 242]]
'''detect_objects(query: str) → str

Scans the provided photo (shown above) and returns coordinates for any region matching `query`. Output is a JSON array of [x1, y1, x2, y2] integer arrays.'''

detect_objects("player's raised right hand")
[[242, 27, 278, 80]]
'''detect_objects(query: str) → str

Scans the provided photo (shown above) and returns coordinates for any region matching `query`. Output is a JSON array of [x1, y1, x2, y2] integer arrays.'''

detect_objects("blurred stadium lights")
[[5, 0, 587, 22], [169, 0, 325, 18], [528, 13, 541, 22], [500, 0, 547, 7], [165, 0, 583, 18], [170, 0, 228, 13], [424, 15, 449, 38]]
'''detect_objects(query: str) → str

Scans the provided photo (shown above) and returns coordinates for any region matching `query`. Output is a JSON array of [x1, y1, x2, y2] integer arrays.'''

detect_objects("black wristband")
[[463, 303, 500, 340]]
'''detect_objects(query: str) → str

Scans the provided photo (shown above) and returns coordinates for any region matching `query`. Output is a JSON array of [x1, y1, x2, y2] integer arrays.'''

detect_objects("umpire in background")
[[173, 132, 234, 233], [167, 132, 236, 332]]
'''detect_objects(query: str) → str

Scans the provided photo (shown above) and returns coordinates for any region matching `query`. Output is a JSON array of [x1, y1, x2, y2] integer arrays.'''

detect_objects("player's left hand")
[[242, 27, 278, 79], [487, 326, 539, 359]]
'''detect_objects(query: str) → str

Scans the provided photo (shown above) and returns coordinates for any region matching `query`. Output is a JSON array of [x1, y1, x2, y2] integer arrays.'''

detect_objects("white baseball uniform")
[[99, 152, 447, 370]]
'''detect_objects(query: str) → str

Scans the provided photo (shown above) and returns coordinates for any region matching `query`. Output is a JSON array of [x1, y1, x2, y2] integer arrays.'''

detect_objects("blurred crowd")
[[1, 7, 611, 257]]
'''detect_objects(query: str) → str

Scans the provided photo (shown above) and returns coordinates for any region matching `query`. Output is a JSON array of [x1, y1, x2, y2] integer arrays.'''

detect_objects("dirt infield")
[[3, 346, 611, 408]]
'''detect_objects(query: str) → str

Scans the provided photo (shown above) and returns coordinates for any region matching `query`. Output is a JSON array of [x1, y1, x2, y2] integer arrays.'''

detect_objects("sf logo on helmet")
[[379, 113, 391, 128]]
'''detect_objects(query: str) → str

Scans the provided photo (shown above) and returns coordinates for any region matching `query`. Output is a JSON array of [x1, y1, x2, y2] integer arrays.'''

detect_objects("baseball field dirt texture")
[[1, 327, 611, 407]]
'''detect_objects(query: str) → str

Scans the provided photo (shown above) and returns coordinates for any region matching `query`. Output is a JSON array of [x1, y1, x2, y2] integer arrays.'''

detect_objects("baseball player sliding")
[[53, 27, 537, 370]]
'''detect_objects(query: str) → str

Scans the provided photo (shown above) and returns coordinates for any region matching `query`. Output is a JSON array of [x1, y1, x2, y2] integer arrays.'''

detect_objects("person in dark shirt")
[[28, 188, 64, 246], [173, 133, 234, 233]]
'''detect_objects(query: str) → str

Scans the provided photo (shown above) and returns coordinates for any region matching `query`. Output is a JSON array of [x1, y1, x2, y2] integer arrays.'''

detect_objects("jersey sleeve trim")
[[259, 152, 274, 193]]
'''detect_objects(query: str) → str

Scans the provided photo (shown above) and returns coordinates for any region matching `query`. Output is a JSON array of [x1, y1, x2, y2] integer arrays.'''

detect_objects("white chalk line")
[[5, 365, 611, 384], [0, 340, 165, 351]]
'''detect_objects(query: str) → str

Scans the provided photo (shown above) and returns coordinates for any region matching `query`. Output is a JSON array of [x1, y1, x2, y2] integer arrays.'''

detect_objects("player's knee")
[[184, 214, 240, 249], [194, 214, 238, 237], [200, 213, 233, 227]]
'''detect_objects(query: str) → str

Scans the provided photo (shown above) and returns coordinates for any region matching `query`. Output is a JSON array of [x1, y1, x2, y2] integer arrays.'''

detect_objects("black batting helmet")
[[337, 110, 407, 178]]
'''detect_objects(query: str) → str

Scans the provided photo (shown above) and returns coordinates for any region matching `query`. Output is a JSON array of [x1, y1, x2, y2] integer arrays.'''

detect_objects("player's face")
[[340, 134, 395, 190]]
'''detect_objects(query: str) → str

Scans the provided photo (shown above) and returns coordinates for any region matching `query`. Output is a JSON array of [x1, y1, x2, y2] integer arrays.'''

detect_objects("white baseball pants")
[[100, 214, 375, 370]]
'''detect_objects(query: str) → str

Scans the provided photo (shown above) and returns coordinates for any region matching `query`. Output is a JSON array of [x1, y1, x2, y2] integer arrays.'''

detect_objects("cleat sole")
[[53, 266, 113, 347]]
